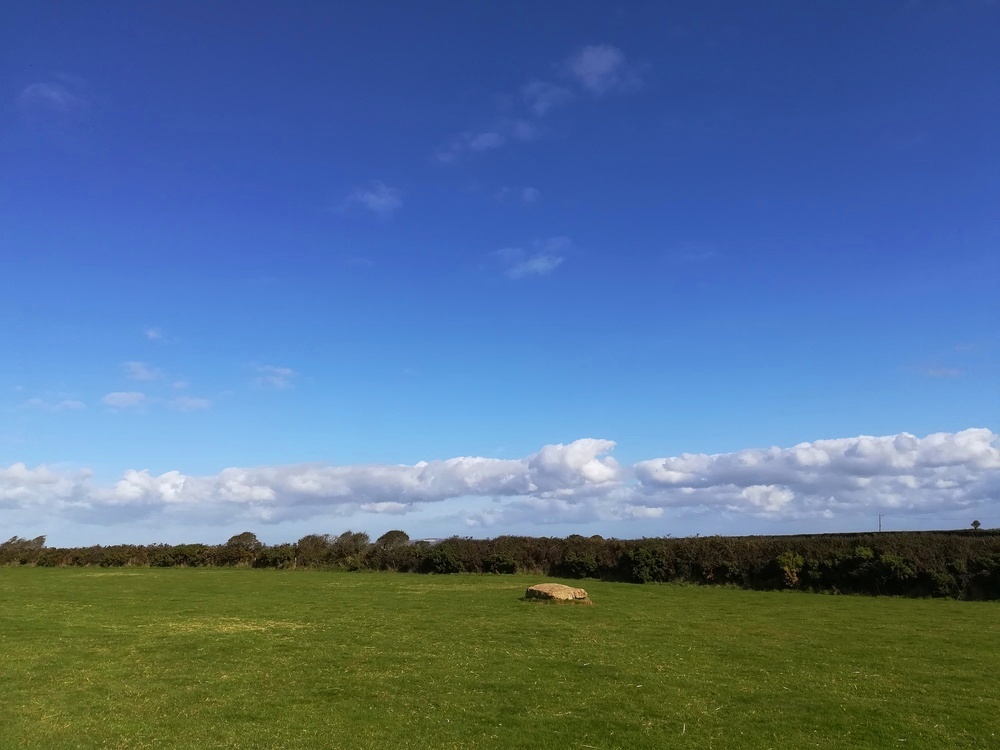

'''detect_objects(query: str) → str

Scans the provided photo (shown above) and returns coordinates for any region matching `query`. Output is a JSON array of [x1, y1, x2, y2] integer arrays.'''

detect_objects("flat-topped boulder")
[[525, 583, 591, 603]]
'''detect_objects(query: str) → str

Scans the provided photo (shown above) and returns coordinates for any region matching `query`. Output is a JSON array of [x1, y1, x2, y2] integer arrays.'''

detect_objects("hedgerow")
[[3, 528, 999, 599]]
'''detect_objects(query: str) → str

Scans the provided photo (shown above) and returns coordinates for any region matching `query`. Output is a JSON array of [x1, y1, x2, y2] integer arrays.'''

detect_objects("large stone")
[[525, 583, 591, 603]]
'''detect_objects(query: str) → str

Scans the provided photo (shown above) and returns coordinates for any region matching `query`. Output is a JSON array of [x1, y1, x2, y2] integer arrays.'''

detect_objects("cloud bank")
[[1, 430, 996, 528], [632, 428, 999, 519]]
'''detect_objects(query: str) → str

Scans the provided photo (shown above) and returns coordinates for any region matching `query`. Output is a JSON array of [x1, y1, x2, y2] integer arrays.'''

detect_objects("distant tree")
[[296, 534, 334, 567], [366, 530, 413, 571], [972, 520, 982, 531], [0, 536, 47, 565], [1, 535, 46, 550], [218, 531, 264, 565], [226, 531, 264, 552], [331, 531, 370, 566], [375, 530, 410, 550]]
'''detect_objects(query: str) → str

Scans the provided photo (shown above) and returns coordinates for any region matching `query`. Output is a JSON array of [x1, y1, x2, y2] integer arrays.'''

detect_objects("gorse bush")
[[3, 529, 999, 600]]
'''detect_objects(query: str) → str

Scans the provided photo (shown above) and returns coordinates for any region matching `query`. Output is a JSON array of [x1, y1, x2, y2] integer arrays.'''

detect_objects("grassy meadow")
[[1, 569, 997, 749]]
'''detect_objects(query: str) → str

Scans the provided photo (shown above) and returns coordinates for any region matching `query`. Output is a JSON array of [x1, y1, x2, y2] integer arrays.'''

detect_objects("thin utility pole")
[[878, 514, 884, 533]]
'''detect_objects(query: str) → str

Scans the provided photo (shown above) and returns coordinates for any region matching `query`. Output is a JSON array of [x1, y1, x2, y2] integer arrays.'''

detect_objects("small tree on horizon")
[[972, 520, 982, 531], [219, 531, 264, 565], [375, 530, 410, 550]]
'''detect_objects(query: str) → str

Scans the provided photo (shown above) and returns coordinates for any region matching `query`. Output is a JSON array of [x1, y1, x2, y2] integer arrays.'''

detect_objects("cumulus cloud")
[[521, 187, 541, 203], [144, 327, 164, 341], [0, 430, 997, 528], [0, 439, 620, 525], [102, 392, 147, 409], [631, 428, 1000, 520], [253, 365, 296, 390], [344, 181, 402, 218], [0, 463, 93, 511]]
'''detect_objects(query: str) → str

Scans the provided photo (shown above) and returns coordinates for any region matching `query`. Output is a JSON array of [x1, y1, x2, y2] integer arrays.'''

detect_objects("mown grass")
[[0, 569, 997, 749]]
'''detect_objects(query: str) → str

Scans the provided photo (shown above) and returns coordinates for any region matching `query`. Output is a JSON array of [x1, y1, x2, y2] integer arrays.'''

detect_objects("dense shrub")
[[4, 528, 1000, 599]]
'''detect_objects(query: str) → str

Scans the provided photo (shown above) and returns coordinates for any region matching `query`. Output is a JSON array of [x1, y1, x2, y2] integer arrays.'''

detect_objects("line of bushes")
[[3, 529, 1000, 599]]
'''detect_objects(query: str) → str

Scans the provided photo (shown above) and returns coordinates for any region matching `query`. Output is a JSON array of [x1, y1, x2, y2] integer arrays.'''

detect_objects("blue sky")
[[2, 1, 998, 545]]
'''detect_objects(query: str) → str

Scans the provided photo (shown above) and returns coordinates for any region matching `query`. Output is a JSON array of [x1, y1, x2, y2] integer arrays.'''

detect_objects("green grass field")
[[1, 569, 997, 749]]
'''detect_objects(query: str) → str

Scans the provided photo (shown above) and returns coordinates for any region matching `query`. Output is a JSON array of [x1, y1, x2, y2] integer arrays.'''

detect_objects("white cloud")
[[522, 80, 575, 115], [631, 428, 1000, 519], [566, 44, 642, 95], [0, 463, 93, 510], [144, 327, 163, 341], [102, 392, 147, 409], [507, 254, 564, 279], [124, 361, 161, 381], [492, 246, 523, 263], [437, 44, 644, 164], [344, 181, 402, 218], [17, 81, 88, 114], [468, 132, 505, 151], [436, 120, 540, 163], [0, 430, 997, 527], [21, 398, 85, 412], [527, 438, 620, 491], [521, 187, 541, 203], [359, 501, 409, 515], [497, 237, 571, 279], [15, 77, 93, 139], [0, 439, 620, 525], [171, 396, 211, 411], [253, 365, 296, 390]]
